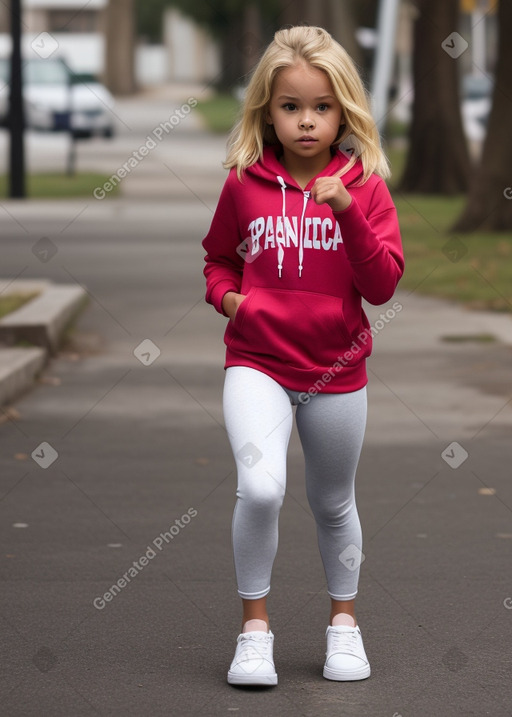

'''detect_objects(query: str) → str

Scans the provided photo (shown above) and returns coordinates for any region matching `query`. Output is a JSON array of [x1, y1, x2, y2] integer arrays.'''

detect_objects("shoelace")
[[329, 629, 360, 656], [237, 634, 272, 662]]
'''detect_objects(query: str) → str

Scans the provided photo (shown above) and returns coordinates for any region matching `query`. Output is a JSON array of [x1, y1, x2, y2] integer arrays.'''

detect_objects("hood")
[[246, 145, 365, 189], [243, 146, 364, 278]]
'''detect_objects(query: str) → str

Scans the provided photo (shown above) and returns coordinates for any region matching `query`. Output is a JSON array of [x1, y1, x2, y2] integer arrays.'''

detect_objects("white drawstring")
[[277, 176, 286, 278], [276, 176, 309, 278], [299, 191, 310, 277]]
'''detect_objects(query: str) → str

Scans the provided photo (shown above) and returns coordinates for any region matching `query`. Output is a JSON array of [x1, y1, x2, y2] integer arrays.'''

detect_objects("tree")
[[279, 0, 363, 67], [104, 0, 136, 95], [399, 0, 471, 194], [453, 0, 512, 231]]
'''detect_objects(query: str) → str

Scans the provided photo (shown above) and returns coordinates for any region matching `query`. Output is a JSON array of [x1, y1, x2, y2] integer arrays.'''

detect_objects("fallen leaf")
[[478, 487, 496, 496], [39, 376, 62, 386], [59, 352, 80, 362], [2, 407, 21, 421]]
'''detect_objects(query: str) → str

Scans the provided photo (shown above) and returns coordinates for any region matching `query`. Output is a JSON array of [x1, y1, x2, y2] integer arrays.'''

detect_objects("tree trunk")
[[103, 0, 136, 95], [219, 13, 245, 88], [279, 0, 362, 65], [328, 0, 363, 68], [241, 3, 263, 77], [452, 0, 512, 231], [399, 0, 471, 194], [280, 0, 309, 26], [305, 0, 329, 28]]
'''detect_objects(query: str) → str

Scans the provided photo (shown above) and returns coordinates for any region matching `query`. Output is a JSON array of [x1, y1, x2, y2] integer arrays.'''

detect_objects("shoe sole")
[[227, 671, 278, 686], [323, 664, 371, 681]]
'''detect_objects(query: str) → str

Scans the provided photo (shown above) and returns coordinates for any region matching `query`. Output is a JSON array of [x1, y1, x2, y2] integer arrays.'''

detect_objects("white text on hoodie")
[[248, 215, 344, 255]]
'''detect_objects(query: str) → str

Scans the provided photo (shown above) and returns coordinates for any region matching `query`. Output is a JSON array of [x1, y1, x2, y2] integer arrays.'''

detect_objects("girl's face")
[[267, 62, 343, 174]]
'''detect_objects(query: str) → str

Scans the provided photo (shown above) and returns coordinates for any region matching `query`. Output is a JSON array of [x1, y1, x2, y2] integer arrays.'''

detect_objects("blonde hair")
[[225, 25, 389, 183]]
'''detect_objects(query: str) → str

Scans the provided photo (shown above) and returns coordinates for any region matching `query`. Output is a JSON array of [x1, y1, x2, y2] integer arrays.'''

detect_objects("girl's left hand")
[[311, 177, 352, 212]]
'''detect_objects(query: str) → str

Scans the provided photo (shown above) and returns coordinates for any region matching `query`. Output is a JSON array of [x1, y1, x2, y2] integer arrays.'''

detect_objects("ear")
[[265, 110, 273, 125]]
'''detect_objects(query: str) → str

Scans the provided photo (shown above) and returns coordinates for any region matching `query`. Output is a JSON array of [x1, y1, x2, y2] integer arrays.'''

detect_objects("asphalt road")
[[1, 89, 512, 716]]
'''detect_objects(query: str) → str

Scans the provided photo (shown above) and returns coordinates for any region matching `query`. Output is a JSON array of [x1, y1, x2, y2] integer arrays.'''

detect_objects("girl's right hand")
[[222, 292, 246, 321]]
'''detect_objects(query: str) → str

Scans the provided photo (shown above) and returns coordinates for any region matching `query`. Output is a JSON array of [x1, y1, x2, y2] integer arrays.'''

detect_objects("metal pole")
[[371, 0, 401, 135], [67, 69, 76, 176], [471, 5, 486, 74], [9, 0, 26, 198]]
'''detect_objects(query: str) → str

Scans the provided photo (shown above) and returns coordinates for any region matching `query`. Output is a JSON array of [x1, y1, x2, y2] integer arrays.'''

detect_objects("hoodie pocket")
[[228, 287, 352, 370]]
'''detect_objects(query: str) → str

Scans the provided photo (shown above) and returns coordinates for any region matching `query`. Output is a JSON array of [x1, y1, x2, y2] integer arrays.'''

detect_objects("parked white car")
[[0, 56, 115, 138], [460, 73, 493, 143]]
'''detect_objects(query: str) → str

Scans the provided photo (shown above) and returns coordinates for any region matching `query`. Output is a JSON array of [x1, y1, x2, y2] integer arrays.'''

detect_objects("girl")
[[202, 25, 404, 686]]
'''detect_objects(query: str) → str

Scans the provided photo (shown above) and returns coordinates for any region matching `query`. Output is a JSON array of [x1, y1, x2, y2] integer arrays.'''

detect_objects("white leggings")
[[223, 366, 367, 601]]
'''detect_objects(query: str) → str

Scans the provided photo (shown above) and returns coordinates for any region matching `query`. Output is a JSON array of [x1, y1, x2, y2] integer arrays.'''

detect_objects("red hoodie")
[[202, 145, 404, 394]]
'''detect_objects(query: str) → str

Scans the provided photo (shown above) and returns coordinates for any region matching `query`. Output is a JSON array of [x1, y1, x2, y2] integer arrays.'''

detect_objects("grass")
[[0, 173, 120, 199], [0, 292, 39, 319], [194, 93, 240, 133], [386, 145, 512, 312], [390, 192, 512, 312]]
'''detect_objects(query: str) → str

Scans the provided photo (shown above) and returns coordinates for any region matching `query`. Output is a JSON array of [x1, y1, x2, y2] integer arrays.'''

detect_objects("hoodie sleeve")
[[333, 177, 404, 305], [202, 171, 244, 316]]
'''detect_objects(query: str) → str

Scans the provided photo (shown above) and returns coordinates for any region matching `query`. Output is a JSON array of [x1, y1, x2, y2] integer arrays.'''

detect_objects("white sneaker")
[[323, 625, 371, 681], [227, 630, 278, 686]]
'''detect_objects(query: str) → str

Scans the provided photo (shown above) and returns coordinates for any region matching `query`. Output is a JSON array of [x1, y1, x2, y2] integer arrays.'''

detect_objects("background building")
[[0, 1, 220, 86]]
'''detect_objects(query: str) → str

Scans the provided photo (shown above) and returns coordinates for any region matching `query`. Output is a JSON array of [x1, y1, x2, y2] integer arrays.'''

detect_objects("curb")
[[0, 347, 47, 407], [0, 280, 88, 407]]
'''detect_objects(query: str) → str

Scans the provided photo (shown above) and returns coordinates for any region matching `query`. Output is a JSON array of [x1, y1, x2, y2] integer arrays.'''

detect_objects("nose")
[[299, 115, 314, 129]]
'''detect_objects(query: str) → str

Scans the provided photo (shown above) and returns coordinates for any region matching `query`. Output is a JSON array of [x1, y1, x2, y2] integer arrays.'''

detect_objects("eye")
[[282, 103, 297, 111], [317, 103, 329, 112]]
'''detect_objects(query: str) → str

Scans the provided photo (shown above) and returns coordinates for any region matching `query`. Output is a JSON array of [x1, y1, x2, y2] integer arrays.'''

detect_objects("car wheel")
[[72, 130, 91, 140]]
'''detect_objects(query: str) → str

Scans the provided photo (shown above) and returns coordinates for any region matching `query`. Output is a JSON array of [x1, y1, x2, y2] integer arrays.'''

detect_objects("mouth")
[[297, 136, 318, 144]]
